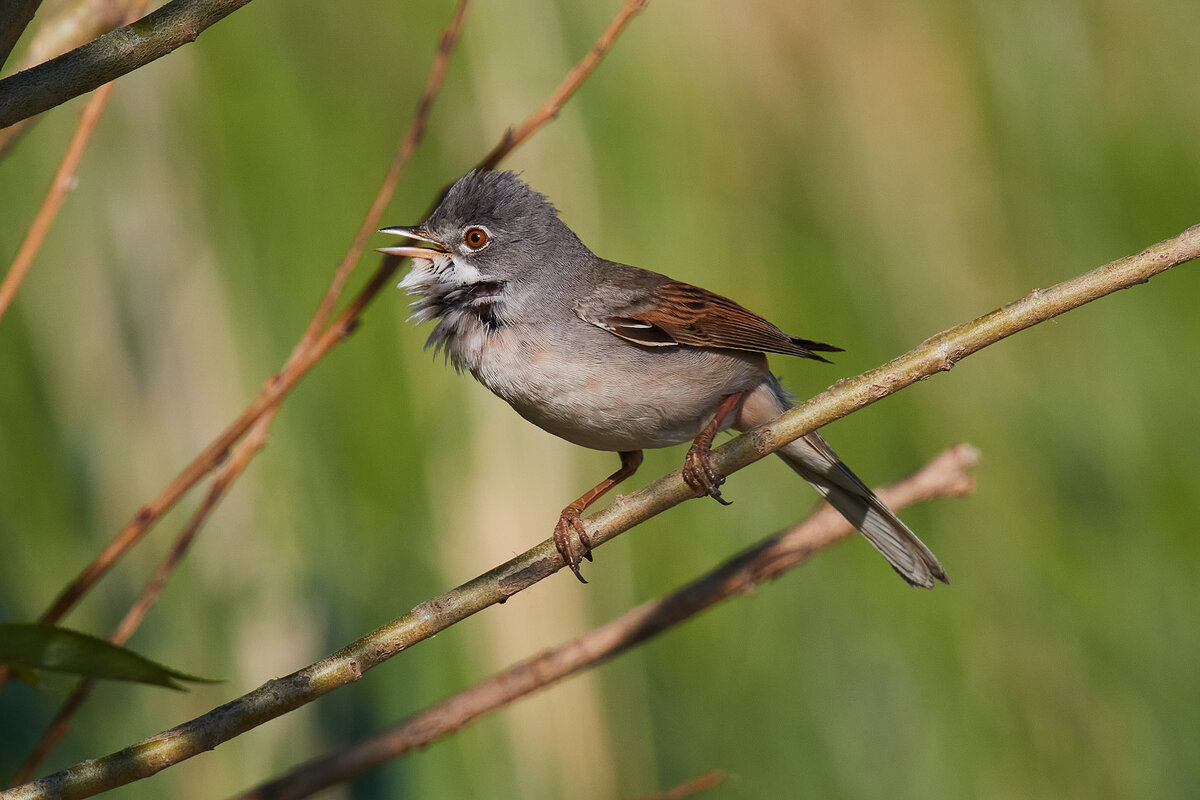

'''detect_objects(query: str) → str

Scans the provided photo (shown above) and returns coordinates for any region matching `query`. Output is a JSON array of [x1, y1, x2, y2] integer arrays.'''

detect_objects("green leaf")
[[0, 623, 220, 690]]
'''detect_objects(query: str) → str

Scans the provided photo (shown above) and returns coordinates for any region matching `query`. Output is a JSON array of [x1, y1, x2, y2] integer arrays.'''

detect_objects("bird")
[[378, 170, 947, 588]]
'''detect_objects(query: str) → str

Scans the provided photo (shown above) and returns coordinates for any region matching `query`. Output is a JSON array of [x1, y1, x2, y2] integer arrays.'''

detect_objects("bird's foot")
[[553, 507, 594, 584], [682, 442, 731, 505]]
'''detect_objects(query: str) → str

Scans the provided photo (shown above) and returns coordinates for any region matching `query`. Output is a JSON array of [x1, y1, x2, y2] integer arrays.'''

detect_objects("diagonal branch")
[[634, 772, 726, 800], [475, 0, 650, 171], [0, 0, 149, 327], [232, 445, 977, 800], [0, 0, 255, 129], [291, 0, 470, 357], [7, 224, 1196, 800], [6, 411, 273, 787], [0, 79, 112, 324]]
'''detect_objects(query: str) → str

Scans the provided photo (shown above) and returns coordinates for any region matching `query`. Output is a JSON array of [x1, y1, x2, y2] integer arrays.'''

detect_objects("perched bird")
[[380, 171, 947, 588]]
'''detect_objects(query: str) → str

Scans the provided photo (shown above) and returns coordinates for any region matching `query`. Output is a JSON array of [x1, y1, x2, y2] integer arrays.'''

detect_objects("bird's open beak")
[[376, 226, 451, 259]]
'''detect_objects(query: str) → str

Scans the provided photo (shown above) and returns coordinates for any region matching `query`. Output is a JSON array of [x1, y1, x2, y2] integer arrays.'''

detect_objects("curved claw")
[[554, 509, 592, 584], [682, 448, 732, 505]]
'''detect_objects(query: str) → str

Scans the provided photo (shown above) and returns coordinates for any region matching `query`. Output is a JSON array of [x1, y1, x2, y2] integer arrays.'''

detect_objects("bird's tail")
[[735, 378, 948, 588]]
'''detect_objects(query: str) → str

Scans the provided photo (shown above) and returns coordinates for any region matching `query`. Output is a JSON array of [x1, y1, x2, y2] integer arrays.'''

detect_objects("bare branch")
[[7, 410, 273, 786], [0, 0, 148, 326], [0, 79, 112, 324], [9, 220, 1196, 799], [634, 771, 725, 800], [292, 0, 470, 357], [231, 446, 976, 800], [475, 0, 650, 171], [0, 0, 255, 129]]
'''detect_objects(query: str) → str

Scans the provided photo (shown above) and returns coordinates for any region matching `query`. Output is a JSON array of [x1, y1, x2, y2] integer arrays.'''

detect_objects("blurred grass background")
[[2, 0, 1199, 797]]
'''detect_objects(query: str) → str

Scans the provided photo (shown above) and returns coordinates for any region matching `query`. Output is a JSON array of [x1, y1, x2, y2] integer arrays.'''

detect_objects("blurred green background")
[[2, 0, 1199, 797]]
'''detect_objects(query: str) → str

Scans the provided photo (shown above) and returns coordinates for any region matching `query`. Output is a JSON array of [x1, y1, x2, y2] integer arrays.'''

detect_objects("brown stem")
[[290, 0, 470, 358], [474, 0, 650, 172], [7, 411, 273, 786], [0, 79, 112, 324], [7, 253, 397, 652], [0, 0, 149, 325], [634, 770, 725, 800], [230, 446, 977, 800]]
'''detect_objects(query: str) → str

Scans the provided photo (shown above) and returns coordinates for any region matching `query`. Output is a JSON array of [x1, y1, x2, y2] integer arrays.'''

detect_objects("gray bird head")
[[378, 171, 594, 330], [378, 171, 590, 285]]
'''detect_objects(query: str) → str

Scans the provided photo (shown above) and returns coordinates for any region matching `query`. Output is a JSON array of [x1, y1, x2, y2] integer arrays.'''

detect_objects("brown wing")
[[583, 280, 843, 362]]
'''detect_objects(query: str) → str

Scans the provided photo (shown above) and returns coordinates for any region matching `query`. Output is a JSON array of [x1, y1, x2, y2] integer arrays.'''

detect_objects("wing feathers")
[[580, 280, 842, 361]]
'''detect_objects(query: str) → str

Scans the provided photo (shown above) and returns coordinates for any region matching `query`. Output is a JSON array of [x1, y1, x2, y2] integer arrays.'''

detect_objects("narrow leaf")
[[0, 623, 219, 690]]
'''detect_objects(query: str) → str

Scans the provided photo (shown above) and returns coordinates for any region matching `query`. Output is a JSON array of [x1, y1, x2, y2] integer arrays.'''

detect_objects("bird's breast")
[[456, 322, 769, 452]]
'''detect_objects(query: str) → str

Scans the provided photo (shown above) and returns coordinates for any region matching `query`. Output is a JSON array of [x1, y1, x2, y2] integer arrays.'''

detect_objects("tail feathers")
[[780, 432, 948, 589], [809, 472, 948, 588], [734, 377, 948, 588]]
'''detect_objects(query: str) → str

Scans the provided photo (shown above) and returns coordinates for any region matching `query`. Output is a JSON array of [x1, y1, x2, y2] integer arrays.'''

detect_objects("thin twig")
[[9, 221, 1197, 800], [292, 0, 470, 358], [7, 412, 274, 787], [26, 287, 386, 632], [0, 0, 150, 323], [474, 0, 650, 171], [634, 771, 726, 800], [7, 681, 92, 791], [112, 414, 271, 645], [0, 0, 256, 128], [0, 80, 111, 323], [231, 447, 976, 800]]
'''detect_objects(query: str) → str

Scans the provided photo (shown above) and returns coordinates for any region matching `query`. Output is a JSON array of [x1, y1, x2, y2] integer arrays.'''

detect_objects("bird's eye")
[[463, 226, 490, 250]]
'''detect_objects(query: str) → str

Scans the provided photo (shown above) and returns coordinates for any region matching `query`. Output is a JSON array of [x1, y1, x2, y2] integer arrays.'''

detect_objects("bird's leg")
[[682, 392, 744, 505], [554, 450, 644, 583]]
